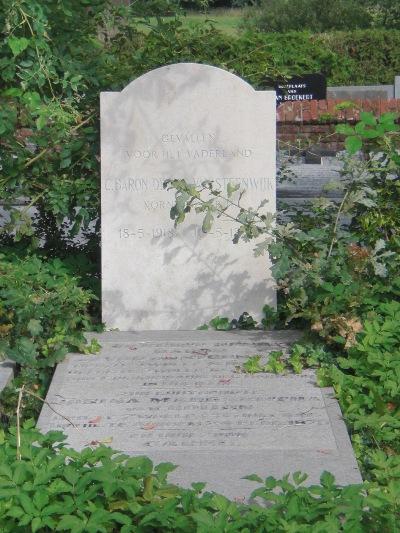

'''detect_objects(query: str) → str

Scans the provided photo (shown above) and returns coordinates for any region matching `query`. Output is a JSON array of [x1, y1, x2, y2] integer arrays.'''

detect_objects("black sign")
[[275, 74, 326, 104]]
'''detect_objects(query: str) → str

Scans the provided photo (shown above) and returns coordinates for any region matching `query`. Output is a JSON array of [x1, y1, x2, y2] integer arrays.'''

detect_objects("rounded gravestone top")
[[121, 62, 255, 96]]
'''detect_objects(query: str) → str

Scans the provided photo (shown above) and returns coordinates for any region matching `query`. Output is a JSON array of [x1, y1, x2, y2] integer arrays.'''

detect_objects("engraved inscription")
[[118, 226, 236, 240], [39, 340, 338, 452], [121, 131, 253, 161], [104, 176, 274, 192], [144, 200, 175, 211], [122, 148, 253, 160], [161, 132, 216, 143]]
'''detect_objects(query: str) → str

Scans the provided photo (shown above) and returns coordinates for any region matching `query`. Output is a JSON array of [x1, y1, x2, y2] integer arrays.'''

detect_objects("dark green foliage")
[[267, 112, 399, 341], [166, 112, 400, 344], [1, 0, 400, 258], [0, 0, 107, 251], [0, 253, 98, 371], [245, 0, 400, 32], [320, 30, 400, 84], [0, 422, 397, 532], [243, 30, 400, 86], [0, 367, 51, 428], [200, 306, 278, 331], [329, 301, 400, 459], [199, 311, 259, 330], [247, 0, 371, 32], [123, 25, 400, 87]]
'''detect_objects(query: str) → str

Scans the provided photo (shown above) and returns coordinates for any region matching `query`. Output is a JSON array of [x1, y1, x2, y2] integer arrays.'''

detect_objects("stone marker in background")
[[101, 63, 276, 330], [0, 360, 15, 394], [37, 331, 362, 500]]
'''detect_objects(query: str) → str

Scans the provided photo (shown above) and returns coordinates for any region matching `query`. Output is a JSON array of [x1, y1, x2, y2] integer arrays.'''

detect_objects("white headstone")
[[101, 63, 276, 330]]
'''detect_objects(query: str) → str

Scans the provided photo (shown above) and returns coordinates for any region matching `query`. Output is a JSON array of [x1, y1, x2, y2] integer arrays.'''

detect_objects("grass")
[[136, 8, 245, 36], [184, 8, 245, 35]]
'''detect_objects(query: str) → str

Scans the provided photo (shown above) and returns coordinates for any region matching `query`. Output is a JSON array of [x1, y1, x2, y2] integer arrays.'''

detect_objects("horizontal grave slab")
[[38, 331, 361, 500]]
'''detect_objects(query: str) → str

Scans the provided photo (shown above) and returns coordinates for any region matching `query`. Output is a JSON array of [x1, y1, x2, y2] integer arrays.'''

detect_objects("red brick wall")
[[277, 99, 400, 151]]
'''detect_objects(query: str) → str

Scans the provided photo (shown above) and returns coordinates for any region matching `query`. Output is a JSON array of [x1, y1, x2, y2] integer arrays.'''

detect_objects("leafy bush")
[[246, 0, 371, 32], [1, 0, 283, 251], [244, 0, 400, 32], [243, 30, 400, 86], [0, 253, 98, 372], [127, 24, 400, 87], [319, 29, 400, 85], [0, 0, 107, 250], [316, 300, 400, 504], [238, 301, 400, 512], [165, 111, 400, 345], [2, 0, 400, 258], [328, 300, 400, 460], [0, 422, 398, 532]]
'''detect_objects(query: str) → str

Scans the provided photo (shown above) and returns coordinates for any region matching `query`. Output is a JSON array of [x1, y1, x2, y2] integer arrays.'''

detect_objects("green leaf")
[[6, 506, 24, 519], [155, 462, 177, 479], [320, 471, 335, 488], [360, 112, 377, 126], [211, 493, 230, 511], [345, 136, 362, 154], [3, 88, 23, 97], [202, 211, 214, 233], [254, 240, 270, 257], [360, 129, 380, 139], [191, 482, 206, 492], [191, 509, 215, 528], [354, 122, 366, 135], [126, 456, 153, 477], [56, 515, 84, 532], [243, 474, 263, 483], [36, 115, 47, 130], [156, 485, 181, 498], [33, 490, 49, 510], [227, 182, 240, 198], [292, 471, 308, 485], [22, 91, 41, 110], [379, 112, 398, 124], [242, 355, 263, 374], [143, 476, 154, 500], [42, 503, 70, 517], [48, 478, 73, 494], [60, 157, 72, 169], [27, 319, 43, 336], [110, 512, 131, 526], [209, 316, 231, 330], [8, 37, 30, 56], [63, 465, 80, 485], [175, 191, 190, 213], [18, 492, 36, 515], [335, 124, 354, 135], [13, 463, 29, 484], [32, 517, 42, 533], [383, 122, 400, 132], [7, 337, 38, 365]]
